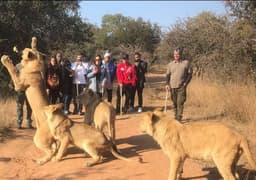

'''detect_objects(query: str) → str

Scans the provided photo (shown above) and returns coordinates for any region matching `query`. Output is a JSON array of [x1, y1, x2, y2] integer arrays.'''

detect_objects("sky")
[[79, 1, 227, 31]]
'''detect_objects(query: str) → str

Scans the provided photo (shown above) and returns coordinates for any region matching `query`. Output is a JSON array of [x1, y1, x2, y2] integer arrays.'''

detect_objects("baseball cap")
[[104, 52, 111, 58]]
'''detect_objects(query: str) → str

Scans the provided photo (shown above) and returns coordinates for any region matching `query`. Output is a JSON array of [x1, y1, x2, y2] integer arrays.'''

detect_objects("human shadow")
[[116, 134, 160, 157]]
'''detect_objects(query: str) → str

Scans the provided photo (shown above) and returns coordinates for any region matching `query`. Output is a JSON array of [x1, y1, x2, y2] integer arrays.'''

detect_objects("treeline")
[[157, 1, 256, 81], [0, 1, 256, 96]]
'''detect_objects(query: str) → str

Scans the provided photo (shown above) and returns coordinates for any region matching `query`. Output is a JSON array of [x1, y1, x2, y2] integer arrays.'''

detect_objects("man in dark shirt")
[[130, 52, 147, 113]]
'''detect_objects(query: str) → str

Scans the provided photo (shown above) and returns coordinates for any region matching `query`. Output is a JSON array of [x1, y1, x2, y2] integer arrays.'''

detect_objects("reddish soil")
[[0, 72, 254, 180]]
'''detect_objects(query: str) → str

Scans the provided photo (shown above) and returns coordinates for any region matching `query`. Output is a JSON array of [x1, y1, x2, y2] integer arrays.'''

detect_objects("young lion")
[[77, 88, 116, 143], [141, 110, 256, 180], [44, 103, 131, 167]]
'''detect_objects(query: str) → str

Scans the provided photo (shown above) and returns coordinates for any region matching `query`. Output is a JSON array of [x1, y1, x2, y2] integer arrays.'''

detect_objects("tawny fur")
[[140, 110, 256, 180], [78, 89, 116, 143], [1, 38, 63, 165], [44, 103, 132, 167]]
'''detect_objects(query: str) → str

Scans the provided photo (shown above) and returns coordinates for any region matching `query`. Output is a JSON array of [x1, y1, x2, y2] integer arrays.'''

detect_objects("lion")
[[77, 88, 116, 143], [140, 110, 256, 180], [43, 103, 134, 167], [1, 37, 63, 165]]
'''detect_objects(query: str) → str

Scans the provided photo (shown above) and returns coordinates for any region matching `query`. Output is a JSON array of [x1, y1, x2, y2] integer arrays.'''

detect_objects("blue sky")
[[79, 1, 227, 31]]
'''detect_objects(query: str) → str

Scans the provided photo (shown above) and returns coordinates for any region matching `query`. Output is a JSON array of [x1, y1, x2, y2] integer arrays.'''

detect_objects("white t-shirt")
[[71, 62, 88, 84]]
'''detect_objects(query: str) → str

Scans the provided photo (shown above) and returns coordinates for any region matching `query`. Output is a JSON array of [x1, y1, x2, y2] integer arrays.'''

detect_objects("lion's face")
[[44, 103, 64, 120], [20, 48, 44, 73], [140, 112, 154, 135], [140, 110, 165, 136], [77, 88, 99, 106]]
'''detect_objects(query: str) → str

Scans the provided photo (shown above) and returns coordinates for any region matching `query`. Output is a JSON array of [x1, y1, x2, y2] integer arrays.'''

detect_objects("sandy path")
[[0, 72, 237, 180]]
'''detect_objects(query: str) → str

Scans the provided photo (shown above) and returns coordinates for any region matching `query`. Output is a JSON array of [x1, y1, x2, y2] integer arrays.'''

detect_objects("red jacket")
[[116, 62, 136, 86]]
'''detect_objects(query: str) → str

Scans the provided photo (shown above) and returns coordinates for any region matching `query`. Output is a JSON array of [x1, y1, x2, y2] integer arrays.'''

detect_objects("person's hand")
[[101, 83, 106, 88], [119, 83, 123, 87], [46, 89, 50, 95], [59, 92, 63, 97], [165, 85, 170, 91], [93, 66, 99, 73]]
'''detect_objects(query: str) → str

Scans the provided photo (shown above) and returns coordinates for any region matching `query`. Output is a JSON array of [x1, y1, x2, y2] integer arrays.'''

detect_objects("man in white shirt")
[[71, 52, 88, 115]]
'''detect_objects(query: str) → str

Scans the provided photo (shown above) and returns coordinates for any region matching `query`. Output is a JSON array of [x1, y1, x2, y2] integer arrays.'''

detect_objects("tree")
[[95, 14, 161, 58], [0, 1, 94, 97]]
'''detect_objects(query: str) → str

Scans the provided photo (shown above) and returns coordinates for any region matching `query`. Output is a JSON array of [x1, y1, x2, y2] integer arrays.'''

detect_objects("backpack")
[[47, 73, 60, 89]]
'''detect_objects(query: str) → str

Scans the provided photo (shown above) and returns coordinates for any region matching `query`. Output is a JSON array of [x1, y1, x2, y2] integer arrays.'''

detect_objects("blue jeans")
[[63, 94, 72, 113]]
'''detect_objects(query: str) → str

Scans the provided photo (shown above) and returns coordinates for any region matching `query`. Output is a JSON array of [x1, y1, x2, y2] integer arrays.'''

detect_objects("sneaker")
[[27, 124, 33, 129], [127, 107, 134, 112], [138, 107, 143, 113]]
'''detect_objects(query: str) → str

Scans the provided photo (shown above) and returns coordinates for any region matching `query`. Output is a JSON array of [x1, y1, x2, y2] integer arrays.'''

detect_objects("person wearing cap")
[[102, 52, 116, 103], [116, 53, 136, 114], [165, 48, 193, 121], [130, 52, 148, 113]]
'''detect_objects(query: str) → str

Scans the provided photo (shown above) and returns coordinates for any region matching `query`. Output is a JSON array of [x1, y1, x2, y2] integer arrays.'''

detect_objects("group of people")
[[45, 51, 148, 115], [15, 47, 193, 129]]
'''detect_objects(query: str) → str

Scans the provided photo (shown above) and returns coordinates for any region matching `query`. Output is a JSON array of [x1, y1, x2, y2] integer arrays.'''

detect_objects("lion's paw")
[[1, 55, 12, 66]]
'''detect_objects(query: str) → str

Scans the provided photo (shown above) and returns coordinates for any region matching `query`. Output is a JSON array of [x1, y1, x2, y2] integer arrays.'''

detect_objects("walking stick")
[[164, 89, 169, 113], [120, 85, 122, 115]]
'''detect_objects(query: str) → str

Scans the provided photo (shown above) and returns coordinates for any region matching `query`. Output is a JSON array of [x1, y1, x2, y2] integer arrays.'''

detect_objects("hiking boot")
[[17, 124, 22, 129], [27, 124, 33, 129], [175, 115, 182, 121], [127, 107, 134, 112]]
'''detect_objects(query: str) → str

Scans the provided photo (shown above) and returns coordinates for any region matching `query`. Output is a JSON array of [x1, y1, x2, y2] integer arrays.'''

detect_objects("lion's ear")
[[151, 113, 160, 124]]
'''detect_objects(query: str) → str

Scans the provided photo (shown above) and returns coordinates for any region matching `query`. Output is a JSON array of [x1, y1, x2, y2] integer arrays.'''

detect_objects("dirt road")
[[0, 72, 252, 180]]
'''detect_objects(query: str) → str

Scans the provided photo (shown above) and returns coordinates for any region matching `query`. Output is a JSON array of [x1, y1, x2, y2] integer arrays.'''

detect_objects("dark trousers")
[[72, 84, 85, 113], [170, 86, 187, 120], [48, 89, 59, 104], [131, 85, 144, 108], [106, 88, 113, 103], [16, 91, 32, 127], [116, 85, 133, 112], [62, 94, 72, 113]]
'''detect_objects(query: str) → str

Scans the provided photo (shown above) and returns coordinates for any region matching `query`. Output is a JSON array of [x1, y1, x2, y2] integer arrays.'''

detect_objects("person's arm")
[[86, 65, 96, 78], [131, 65, 137, 86], [183, 63, 193, 87], [116, 64, 122, 86]]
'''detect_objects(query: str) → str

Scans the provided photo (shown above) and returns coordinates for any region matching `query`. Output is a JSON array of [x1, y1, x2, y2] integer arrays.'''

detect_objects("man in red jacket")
[[116, 53, 136, 114]]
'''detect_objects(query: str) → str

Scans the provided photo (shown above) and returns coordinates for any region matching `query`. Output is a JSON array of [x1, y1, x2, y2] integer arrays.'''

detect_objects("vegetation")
[[0, 0, 256, 96]]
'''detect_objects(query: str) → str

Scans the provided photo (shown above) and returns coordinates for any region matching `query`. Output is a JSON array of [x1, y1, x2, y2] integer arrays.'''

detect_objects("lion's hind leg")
[[83, 142, 103, 167]]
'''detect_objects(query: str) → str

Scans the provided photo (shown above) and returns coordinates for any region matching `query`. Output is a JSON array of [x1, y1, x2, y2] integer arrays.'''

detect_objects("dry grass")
[[0, 98, 16, 128], [186, 77, 256, 163]]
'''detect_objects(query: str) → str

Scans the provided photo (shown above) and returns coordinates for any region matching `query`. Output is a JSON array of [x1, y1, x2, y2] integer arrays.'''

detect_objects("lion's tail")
[[240, 137, 256, 170], [110, 144, 132, 162]]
